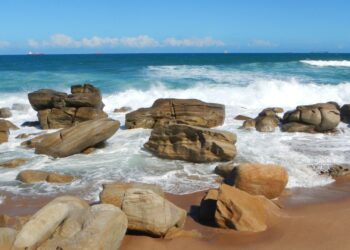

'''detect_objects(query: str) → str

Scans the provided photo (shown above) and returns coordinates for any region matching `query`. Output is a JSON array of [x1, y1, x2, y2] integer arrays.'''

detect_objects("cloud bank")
[[27, 34, 225, 48]]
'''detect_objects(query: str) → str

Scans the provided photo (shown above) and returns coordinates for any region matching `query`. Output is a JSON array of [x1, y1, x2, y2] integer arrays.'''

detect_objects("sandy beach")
[[1, 178, 350, 250]]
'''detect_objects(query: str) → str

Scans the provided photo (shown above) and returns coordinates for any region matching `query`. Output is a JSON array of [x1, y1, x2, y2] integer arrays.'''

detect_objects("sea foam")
[[301, 60, 350, 67]]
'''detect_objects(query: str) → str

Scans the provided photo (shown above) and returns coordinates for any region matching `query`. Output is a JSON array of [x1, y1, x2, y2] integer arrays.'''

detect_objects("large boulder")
[[37, 204, 128, 250], [23, 118, 119, 157], [12, 196, 89, 250], [214, 184, 269, 232], [224, 163, 288, 199], [282, 103, 340, 133], [144, 124, 237, 163], [100, 182, 164, 208], [121, 188, 186, 237], [28, 84, 107, 129], [125, 98, 225, 129], [340, 104, 350, 124]]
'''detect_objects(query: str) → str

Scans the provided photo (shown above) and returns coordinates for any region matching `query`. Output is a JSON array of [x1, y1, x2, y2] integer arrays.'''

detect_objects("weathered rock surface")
[[16, 170, 75, 184], [282, 103, 340, 133], [121, 188, 186, 237], [199, 189, 219, 223], [214, 161, 237, 178], [225, 163, 288, 199], [214, 184, 269, 232], [37, 204, 128, 250], [0, 119, 19, 144], [0, 227, 17, 250], [28, 84, 108, 129], [239, 107, 282, 132], [0, 108, 12, 118], [114, 106, 132, 113], [144, 124, 237, 163], [100, 182, 164, 208], [126, 98, 225, 129], [340, 104, 350, 124], [0, 158, 29, 168], [164, 227, 202, 240], [234, 115, 253, 121], [23, 118, 120, 157]]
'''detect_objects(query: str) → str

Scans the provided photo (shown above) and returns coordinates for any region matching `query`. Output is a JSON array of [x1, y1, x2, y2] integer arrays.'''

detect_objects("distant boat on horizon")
[[27, 51, 45, 56]]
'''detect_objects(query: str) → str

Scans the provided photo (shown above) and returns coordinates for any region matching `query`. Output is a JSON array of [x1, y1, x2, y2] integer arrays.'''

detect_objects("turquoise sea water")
[[0, 53, 350, 200]]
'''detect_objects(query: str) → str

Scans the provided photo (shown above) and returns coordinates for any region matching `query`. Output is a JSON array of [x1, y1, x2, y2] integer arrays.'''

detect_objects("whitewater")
[[0, 54, 349, 201]]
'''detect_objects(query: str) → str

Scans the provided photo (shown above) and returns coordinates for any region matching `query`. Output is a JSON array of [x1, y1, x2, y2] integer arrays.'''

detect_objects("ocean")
[[0, 53, 350, 201]]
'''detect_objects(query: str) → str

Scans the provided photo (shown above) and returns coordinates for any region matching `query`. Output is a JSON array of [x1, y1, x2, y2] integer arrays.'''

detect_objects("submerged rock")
[[0, 158, 29, 168], [23, 118, 119, 157], [144, 124, 237, 163], [126, 98, 225, 129], [282, 103, 340, 133], [28, 84, 108, 129]]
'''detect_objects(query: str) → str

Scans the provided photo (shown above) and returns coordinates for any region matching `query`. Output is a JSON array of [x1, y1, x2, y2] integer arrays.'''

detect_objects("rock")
[[0, 108, 12, 118], [242, 118, 256, 129], [225, 163, 288, 199], [0, 228, 17, 250], [340, 104, 350, 124], [46, 173, 75, 183], [214, 184, 268, 232], [16, 133, 42, 139], [234, 115, 253, 121], [199, 189, 219, 223], [114, 106, 132, 113], [283, 103, 340, 132], [214, 161, 236, 178], [100, 182, 164, 208], [12, 103, 29, 111], [21, 121, 40, 128], [144, 124, 237, 163], [126, 98, 225, 129], [255, 116, 279, 132], [320, 164, 350, 178], [28, 84, 107, 129], [12, 196, 89, 250], [2, 120, 19, 130], [82, 147, 96, 154], [16, 170, 75, 184], [25, 118, 119, 157], [38, 204, 128, 250], [164, 227, 202, 240], [0, 158, 29, 168], [0, 119, 18, 144], [121, 188, 186, 237], [281, 122, 316, 133]]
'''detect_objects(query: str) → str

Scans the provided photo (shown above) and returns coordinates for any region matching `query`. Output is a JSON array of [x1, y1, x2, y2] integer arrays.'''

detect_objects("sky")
[[0, 0, 350, 54]]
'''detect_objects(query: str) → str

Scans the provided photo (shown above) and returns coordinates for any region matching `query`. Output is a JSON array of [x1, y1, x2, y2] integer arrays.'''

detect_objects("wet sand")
[[1, 179, 350, 250]]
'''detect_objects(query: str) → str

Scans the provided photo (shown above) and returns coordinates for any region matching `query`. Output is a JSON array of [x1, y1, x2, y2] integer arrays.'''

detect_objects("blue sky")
[[0, 0, 349, 54]]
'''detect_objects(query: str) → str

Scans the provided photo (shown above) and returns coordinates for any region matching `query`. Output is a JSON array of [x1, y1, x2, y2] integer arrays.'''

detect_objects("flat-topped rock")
[[23, 118, 119, 157], [283, 102, 340, 133], [28, 84, 108, 129], [126, 98, 225, 129], [144, 124, 237, 163]]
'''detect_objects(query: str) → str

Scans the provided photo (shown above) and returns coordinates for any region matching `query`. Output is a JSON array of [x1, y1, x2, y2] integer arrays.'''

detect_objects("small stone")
[[0, 158, 29, 168]]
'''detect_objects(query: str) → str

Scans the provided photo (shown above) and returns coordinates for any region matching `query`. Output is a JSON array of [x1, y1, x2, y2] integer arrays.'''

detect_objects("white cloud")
[[0, 40, 10, 48], [28, 34, 224, 49], [249, 39, 278, 47], [163, 37, 224, 47]]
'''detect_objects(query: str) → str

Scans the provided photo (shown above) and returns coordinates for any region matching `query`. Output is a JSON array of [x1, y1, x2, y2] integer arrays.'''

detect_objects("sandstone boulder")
[[28, 84, 107, 129], [121, 188, 186, 237], [126, 98, 225, 129], [0, 228, 17, 250], [283, 103, 340, 133], [0, 108, 12, 118], [37, 204, 128, 250], [225, 163, 288, 199], [214, 184, 269, 232], [16, 170, 75, 184], [144, 124, 237, 163], [12, 196, 89, 250], [0, 158, 29, 168], [100, 182, 164, 208], [199, 189, 219, 223], [24, 118, 119, 157], [340, 104, 350, 124]]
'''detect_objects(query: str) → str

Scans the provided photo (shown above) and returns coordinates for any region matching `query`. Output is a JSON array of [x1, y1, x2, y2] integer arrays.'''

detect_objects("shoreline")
[[1, 178, 350, 249]]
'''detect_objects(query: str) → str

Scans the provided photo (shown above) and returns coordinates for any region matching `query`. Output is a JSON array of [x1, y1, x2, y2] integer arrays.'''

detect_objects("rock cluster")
[[22, 118, 119, 157], [100, 182, 186, 237], [282, 103, 340, 133], [28, 84, 107, 129], [144, 124, 237, 163], [126, 98, 225, 129], [240, 107, 283, 132]]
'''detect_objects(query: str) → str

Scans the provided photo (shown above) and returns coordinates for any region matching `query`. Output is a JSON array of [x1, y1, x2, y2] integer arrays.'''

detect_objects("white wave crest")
[[301, 60, 350, 67]]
